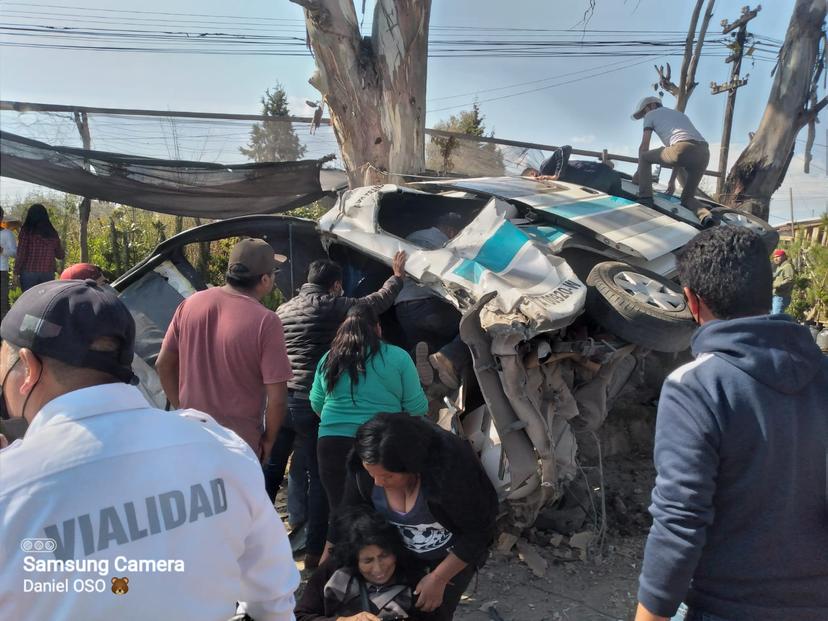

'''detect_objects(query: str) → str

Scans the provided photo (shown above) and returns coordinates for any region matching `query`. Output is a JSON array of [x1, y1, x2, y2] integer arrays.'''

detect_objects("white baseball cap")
[[631, 96, 662, 120]]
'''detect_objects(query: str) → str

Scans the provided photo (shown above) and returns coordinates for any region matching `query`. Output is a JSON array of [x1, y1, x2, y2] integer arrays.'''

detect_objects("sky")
[[0, 0, 825, 227]]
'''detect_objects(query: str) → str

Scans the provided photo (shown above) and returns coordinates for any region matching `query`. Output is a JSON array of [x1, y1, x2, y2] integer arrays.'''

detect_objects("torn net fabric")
[[0, 131, 347, 219]]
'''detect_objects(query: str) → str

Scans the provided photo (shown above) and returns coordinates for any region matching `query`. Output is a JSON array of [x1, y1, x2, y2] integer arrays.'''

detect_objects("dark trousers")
[[263, 394, 328, 554], [317, 435, 355, 520], [1, 270, 9, 320], [395, 298, 470, 371], [418, 563, 476, 621], [20, 271, 53, 292]]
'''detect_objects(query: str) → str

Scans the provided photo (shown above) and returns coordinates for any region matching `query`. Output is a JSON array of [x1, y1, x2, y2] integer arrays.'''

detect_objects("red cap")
[[60, 263, 103, 281], [772, 249, 787, 258]]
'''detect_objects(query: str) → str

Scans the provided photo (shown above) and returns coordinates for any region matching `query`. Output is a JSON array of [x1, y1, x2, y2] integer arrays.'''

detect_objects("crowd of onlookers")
[[0, 199, 825, 621]]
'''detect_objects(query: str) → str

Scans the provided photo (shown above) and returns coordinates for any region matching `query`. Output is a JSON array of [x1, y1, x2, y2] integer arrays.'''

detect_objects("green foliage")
[[3, 189, 317, 312], [239, 82, 307, 163], [426, 102, 506, 176], [782, 214, 828, 323]]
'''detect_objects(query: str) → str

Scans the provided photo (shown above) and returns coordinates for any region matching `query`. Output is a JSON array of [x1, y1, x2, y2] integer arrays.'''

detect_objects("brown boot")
[[415, 341, 434, 386], [429, 352, 459, 389]]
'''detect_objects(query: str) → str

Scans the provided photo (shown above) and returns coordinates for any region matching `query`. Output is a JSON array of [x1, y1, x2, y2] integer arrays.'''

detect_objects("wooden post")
[[712, 5, 760, 200], [789, 187, 795, 239], [72, 111, 92, 262]]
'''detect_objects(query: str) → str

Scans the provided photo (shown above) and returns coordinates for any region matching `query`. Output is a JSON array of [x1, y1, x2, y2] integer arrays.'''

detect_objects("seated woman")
[[338, 414, 499, 621], [296, 507, 421, 621], [311, 304, 429, 515]]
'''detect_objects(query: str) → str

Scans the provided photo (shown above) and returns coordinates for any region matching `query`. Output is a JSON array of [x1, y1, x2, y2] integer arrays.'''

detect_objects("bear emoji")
[[111, 577, 129, 595]]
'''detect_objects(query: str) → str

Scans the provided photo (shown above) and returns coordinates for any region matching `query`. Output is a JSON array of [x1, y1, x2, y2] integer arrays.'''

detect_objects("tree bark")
[[290, 0, 431, 187], [677, 0, 715, 111], [722, 0, 827, 220]]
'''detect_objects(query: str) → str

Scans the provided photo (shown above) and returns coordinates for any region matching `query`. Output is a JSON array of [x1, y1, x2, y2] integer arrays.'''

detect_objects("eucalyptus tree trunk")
[[722, 0, 827, 220], [290, 0, 431, 187]]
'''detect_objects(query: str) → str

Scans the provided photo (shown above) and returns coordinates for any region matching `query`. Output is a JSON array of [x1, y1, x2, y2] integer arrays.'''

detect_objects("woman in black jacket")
[[296, 507, 422, 621], [337, 413, 499, 621]]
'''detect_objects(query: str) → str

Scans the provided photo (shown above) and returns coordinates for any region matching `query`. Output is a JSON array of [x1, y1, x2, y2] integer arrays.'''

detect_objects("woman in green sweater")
[[312, 304, 428, 516]]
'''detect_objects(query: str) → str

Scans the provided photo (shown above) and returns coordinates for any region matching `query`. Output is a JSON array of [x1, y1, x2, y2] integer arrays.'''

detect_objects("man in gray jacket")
[[265, 250, 406, 567]]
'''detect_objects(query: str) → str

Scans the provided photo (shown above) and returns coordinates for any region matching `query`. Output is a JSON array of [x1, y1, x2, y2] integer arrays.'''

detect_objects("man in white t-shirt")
[[631, 97, 712, 225], [0, 206, 17, 319]]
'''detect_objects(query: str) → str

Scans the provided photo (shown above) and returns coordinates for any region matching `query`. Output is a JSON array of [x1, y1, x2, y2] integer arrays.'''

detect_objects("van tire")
[[586, 262, 696, 353]]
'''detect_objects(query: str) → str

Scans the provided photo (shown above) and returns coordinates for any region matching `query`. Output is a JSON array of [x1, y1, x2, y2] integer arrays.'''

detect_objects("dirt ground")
[[453, 452, 656, 621], [286, 402, 659, 621]]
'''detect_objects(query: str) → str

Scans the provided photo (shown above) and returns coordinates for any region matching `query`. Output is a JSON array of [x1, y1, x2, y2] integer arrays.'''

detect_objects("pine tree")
[[240, 83, 307, 162], [426, 103, 506, 176]]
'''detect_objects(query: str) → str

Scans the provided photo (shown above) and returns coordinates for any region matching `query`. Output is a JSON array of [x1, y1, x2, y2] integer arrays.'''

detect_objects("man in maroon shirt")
[[156, 238, 293, 463]]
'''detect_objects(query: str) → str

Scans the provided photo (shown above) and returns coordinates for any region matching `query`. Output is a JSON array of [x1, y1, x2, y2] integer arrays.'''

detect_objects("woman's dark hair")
[[323, 304, 382, 401], [331, 507, 408, 571], [22, 204, 59, 238], [355, 413, 437, 475]]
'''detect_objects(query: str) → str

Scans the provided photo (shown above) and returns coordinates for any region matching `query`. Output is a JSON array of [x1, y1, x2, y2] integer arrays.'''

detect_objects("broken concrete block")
[[569, 530, 594, 561], [516, 538, 548, 577], [495, 532, 519, 554]]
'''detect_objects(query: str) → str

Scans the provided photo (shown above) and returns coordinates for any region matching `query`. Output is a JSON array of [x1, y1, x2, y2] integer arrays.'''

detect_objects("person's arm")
[[156, 304, 184, 409], [155, 347, 180, 409], [414, 552, 468, 612], [236, 464, 301, 621], [54, 237, 65, 261], [666, 168, 678, 195], [398, 351, 429, 415], [13, 232, 26, 277], [3, 231, 16, 259], [634, 603, 669, 621], [294, 563, 336, 621], [639, 128, 653, 156], [259, 314, 292, 461], [636, 376, 720, 618], [309, 355, 328, 415], [260, 381, 287, 463]]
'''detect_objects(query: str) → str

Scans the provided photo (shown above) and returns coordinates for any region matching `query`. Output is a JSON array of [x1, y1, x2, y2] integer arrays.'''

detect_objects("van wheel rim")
[[613, 271, 687, 312]]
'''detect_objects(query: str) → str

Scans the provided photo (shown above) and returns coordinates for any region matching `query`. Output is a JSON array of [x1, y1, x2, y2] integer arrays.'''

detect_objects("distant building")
[[776, 217, 828, 247]]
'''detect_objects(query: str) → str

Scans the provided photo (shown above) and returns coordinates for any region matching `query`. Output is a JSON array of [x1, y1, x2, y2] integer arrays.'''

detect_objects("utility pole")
[[711, 4, 761, 200], [72, 111, 92, 262], [789, 187, 795, 240]]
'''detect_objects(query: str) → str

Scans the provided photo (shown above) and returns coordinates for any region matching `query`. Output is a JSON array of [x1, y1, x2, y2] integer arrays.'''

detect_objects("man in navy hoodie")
[[635, 226, 828, 621]]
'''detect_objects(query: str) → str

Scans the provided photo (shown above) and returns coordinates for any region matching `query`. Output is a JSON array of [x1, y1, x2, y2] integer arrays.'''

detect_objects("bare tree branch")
[[676, 0, 705, 105], [680, 0, 716, 109]]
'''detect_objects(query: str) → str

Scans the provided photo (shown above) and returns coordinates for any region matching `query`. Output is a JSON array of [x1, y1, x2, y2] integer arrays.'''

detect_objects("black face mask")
[[0, 356, 27, 442]]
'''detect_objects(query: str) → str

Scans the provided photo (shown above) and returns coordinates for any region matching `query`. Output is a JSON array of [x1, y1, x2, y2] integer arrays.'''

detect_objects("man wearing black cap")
[[156, 238, 293, 463], [0, 279, 299, 620]]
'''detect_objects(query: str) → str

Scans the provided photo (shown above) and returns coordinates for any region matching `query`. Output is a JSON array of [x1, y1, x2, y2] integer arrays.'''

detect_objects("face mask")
[[0, 356, 27, 441], [0, 416, 28, 443]]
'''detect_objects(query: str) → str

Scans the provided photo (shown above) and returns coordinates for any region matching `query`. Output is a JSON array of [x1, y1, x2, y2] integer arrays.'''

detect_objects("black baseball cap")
[[0, 279, 136, 383]]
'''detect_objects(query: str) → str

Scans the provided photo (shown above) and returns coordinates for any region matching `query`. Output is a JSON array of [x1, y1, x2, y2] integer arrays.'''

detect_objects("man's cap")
[[631, 96, 662, 120], [59, 262, 103, 281], [228, 238, 287, 276], [0, 279, 136, 383], [772, 249, 787, 258]]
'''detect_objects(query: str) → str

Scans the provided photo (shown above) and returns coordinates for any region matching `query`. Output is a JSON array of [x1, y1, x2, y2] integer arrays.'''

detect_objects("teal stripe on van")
[[453, 221, 530, 284], [539, 195, 637, 220]]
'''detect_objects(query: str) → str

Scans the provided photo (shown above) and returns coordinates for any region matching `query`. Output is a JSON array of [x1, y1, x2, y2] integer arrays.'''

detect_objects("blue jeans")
[[263, 394, 328, 554], [20, 271, 54, 292], [771, 295, 790, 315]]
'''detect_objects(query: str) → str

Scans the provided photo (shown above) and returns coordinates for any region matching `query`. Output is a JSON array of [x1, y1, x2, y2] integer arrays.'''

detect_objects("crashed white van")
[[116, 175, 777, 525]]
